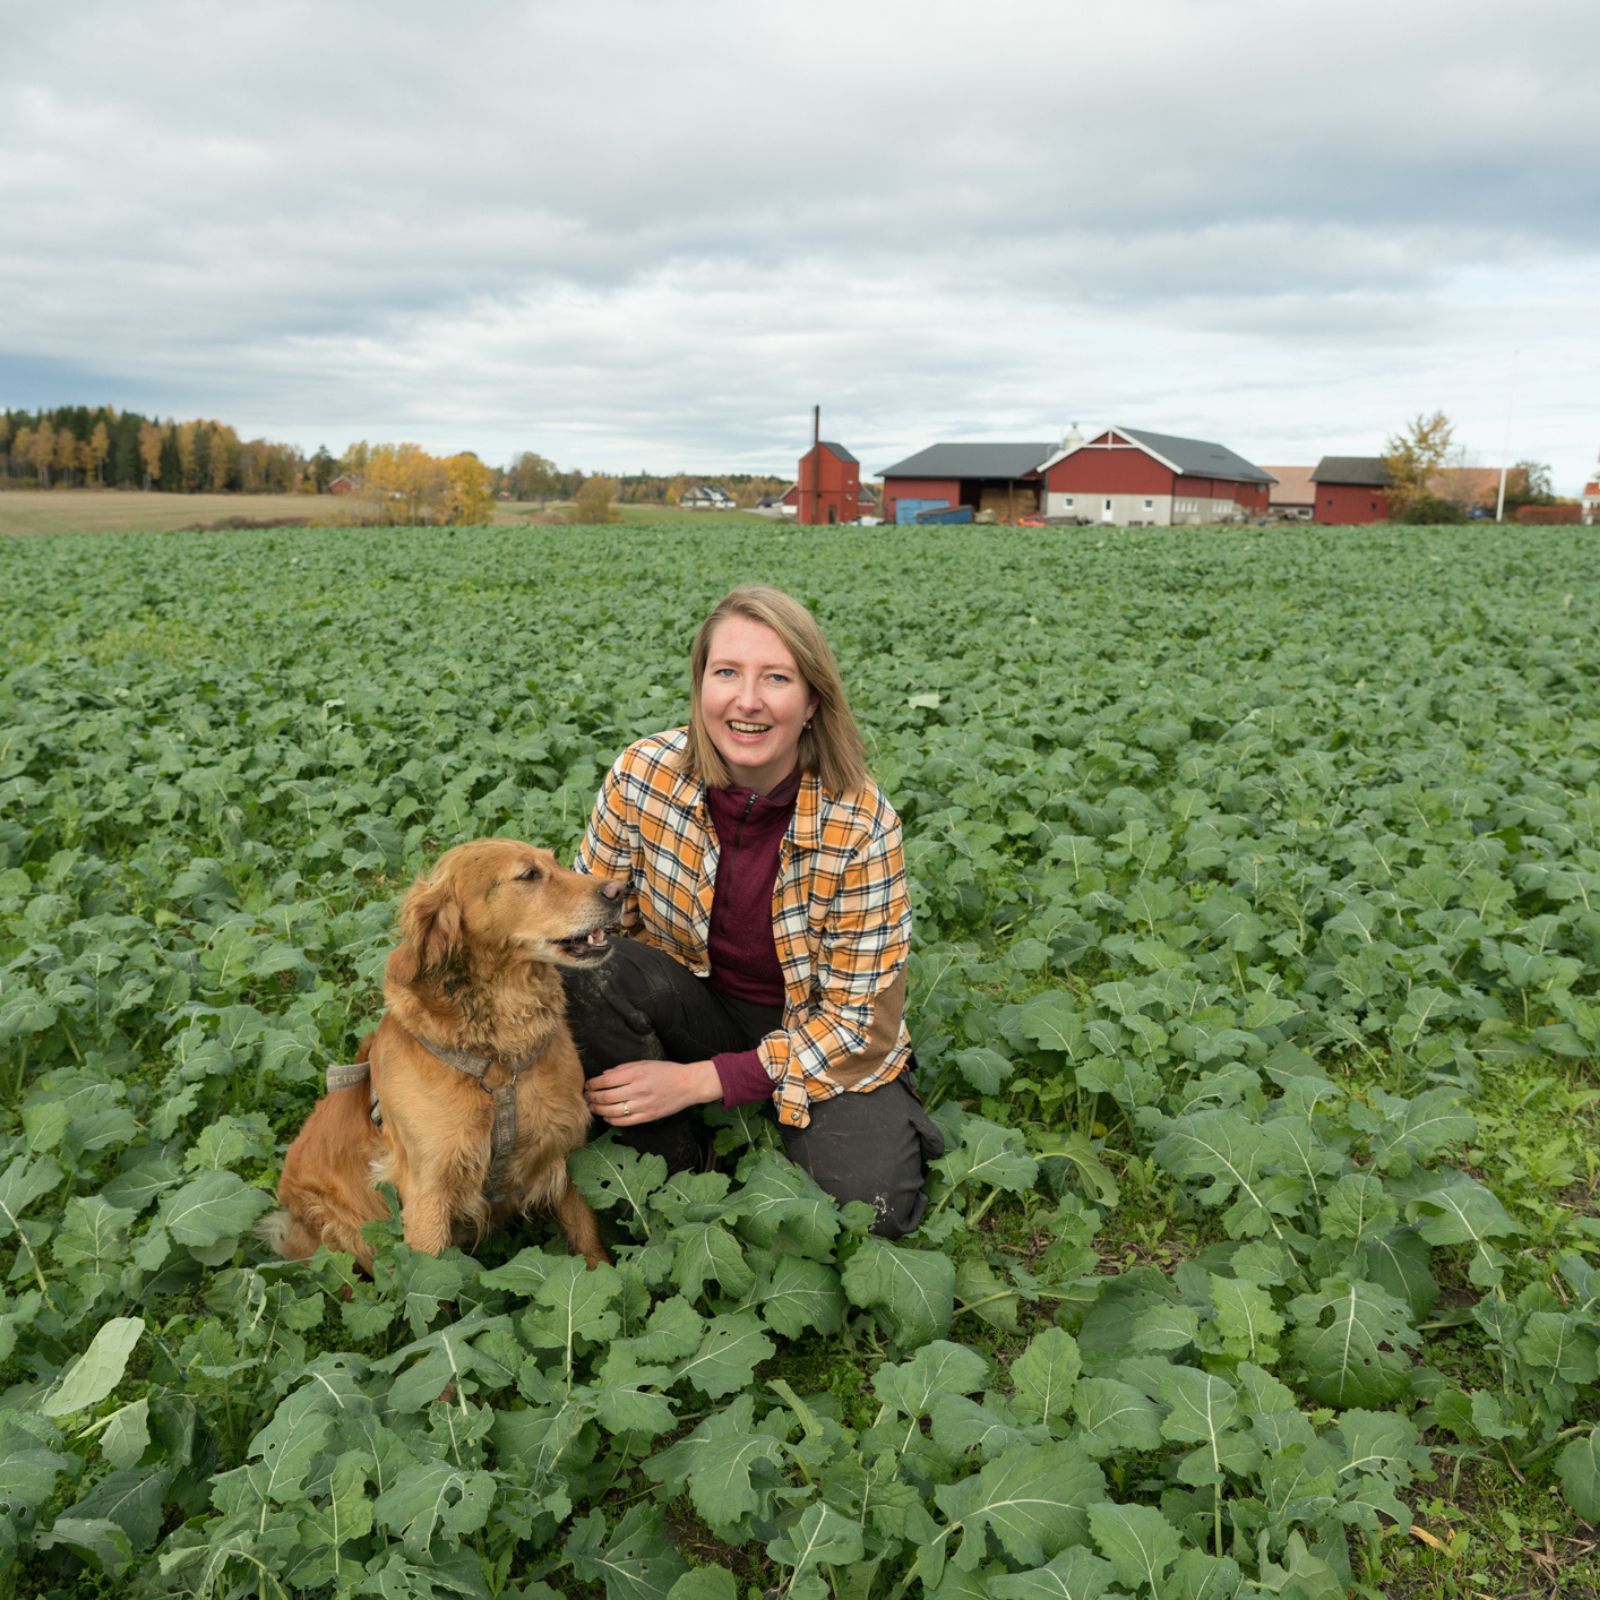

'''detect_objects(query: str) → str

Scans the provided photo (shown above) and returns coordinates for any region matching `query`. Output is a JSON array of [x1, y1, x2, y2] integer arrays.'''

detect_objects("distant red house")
[[1040, 427, 1274, 523], [1310, 457, 1391, 524], [328, 473, 360, 495], [796, 441, 860, 526]]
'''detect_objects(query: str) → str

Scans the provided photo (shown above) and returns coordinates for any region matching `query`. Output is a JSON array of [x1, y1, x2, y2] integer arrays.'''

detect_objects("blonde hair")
[[683, 586, 870, 796]]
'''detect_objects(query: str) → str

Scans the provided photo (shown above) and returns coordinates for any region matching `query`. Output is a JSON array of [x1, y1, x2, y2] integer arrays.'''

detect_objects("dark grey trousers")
[[561, 939, 943, 1237]]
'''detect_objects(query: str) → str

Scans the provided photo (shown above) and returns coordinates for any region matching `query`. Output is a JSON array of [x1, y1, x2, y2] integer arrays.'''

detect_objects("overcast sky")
[[3, 1, 1596, 489]]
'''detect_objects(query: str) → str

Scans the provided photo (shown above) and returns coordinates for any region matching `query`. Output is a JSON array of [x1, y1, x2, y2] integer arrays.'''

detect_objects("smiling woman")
[[562, 585, 943, 1237]]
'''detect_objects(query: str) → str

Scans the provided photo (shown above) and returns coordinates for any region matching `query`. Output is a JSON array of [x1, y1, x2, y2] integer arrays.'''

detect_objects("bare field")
[[0, 489, 782, 536], [0, 490, 337, 537]]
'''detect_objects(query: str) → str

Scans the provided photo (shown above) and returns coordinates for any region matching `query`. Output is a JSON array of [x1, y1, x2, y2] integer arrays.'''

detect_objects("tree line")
[[1, 408, 798, 512], [501, 451, 791, 508], [1, 406, 311, 494]]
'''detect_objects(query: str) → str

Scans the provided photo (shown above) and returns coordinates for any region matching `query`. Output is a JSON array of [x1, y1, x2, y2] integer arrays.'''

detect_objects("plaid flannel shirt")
[[576, 728, 913, 1128]]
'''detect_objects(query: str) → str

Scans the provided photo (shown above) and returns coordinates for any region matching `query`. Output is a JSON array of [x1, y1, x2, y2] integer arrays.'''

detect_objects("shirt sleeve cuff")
[[713, 1049, 774, 1108]]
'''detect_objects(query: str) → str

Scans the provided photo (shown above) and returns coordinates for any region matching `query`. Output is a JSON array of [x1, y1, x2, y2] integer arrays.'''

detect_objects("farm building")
[[1310, 457, 1391, 524], [795, 440, 861, 526], [1040, 428, 1274, 524], [776, 481, 877, 519], [1263, 465, 1316, 520], [680, 484, 737, 511], [878, 442, 1053, 525], [328, 473, 360, 495], [880, 429, 1273, 526]]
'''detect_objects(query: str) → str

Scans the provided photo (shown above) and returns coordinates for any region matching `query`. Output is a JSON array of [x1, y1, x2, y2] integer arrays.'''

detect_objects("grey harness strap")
[[325, 1035, 548, 1203], [326, 1060, 382, 1128], [412, 1033, 550, 1204]]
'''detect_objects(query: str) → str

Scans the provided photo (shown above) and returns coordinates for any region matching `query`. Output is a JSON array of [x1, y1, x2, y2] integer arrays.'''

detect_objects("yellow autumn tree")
[[138, 421, 164, 489], [364, 442, 448, 524], [442, 453, 495, 525], [89, 421, 110, 485], [29, 420, 57, 487], [209, 426, 238, 492], [568, 475, 619, 525], [53, 424, 79, 486]]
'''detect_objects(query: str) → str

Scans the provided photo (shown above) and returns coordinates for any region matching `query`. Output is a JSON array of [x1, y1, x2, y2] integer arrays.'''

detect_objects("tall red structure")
[[797, 409, 860, 526]]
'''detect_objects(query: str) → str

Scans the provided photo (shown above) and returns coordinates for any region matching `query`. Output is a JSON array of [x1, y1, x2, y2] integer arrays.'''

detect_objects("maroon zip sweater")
[[704, 766, 799, 1107]]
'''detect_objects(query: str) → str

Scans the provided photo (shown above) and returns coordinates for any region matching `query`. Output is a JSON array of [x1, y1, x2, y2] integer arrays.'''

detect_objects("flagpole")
[[1495, 347, 1519, 524]]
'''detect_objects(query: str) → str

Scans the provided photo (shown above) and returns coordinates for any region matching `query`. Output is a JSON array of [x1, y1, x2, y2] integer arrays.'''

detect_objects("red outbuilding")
[[1040, 428, 1274, 524], [796, 440, 861, 526], [878, 442, 1054, 523], [1309, 457, 1391, 524]]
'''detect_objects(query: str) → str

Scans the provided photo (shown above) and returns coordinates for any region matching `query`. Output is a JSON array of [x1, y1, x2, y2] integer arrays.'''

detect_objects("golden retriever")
[[261, 839, 618, 1270]]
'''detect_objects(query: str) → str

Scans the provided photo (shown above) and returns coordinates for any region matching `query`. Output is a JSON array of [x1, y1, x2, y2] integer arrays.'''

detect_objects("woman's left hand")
[[585, 1059, 722, 1126]]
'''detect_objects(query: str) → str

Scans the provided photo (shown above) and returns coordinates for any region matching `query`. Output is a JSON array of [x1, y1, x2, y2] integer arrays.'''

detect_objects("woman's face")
[[699, 614, 818, 793]]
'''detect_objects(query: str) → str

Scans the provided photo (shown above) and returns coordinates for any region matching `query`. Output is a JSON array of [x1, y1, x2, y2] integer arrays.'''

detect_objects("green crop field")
[[2, 522, 1597, 1600]]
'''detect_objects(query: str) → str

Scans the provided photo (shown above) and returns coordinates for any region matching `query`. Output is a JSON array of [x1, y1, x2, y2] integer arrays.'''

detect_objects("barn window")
[[1143, 499, 1154, 510]]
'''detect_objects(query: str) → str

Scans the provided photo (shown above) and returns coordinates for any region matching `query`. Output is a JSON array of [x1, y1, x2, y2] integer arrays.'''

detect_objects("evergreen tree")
[[158, 426, 182, 491]]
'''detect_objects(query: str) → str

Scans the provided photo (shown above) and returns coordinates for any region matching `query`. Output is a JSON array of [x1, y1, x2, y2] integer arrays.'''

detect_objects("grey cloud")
[[2, 0, 1596, 488]]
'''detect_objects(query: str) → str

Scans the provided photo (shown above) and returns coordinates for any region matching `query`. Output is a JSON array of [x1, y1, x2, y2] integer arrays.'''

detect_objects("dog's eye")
[[516, 865, 543, 882]]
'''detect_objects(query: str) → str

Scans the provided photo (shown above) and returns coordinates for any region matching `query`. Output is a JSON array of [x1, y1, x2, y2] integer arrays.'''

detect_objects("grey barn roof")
[[879, 442, 1055, 479], [1112, 427, 1274, 485], [818, 440, 858, 463], [1311, 455, 1390, 487]]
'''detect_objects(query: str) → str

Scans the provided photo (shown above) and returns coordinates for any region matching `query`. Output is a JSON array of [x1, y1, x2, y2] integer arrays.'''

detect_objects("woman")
[[564, 585, 942, 1237]]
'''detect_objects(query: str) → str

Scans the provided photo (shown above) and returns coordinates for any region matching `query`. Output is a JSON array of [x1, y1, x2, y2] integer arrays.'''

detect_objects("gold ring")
[[622, 1101, 631, 1117]]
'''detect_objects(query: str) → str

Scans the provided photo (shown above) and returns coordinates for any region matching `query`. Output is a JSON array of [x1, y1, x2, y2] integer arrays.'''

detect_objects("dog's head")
[[390, 839, 624, 987]]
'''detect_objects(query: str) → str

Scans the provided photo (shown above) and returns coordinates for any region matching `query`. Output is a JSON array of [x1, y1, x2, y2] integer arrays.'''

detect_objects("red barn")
[[1040, 428, 1274, 524], [1310, 457, 1391, 524], [796, 440, 861, 526]]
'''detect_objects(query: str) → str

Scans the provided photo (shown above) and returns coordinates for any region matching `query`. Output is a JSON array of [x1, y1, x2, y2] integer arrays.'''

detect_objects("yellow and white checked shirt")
[[576, 728, 913, 1128]]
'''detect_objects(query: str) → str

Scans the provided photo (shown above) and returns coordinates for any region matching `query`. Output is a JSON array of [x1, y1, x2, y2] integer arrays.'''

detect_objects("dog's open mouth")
[[555, 925, 615, 961]]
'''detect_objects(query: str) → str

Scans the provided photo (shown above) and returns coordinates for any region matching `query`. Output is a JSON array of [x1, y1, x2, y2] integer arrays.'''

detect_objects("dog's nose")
[[598, 879, 625, 901]]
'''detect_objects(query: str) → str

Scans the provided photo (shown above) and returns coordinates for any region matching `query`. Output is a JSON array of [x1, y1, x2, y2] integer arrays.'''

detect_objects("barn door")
[[1101, 498, 1115, 523]]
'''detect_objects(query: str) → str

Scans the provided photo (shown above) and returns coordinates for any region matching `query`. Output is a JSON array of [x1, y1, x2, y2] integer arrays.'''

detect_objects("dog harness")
[[325, 1032, 550, 1205]]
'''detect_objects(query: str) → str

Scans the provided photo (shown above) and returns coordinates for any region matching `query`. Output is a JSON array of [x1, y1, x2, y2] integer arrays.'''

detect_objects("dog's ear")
[[392, 867, 464, 986]]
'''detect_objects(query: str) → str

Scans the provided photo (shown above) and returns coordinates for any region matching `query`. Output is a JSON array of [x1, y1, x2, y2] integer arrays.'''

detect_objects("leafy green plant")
[[2, 521, 1598, 1595]]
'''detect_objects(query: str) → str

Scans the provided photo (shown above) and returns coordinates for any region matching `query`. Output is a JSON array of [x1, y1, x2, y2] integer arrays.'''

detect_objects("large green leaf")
[[1071, 1376, 1165, 1458], [157, 1169, 271, 1249], [1556, 1426, 1600, 1521], [1009, 1327, 1082, 1423], [1087, 1500, 1184, 1592], [756, 1254, 845, 1338], [643, 1394, 784, 1542], [564, 1503, 688, 1600], [988, 1545, 1120, 1600], [1287, 1279, 1418, 1408], [841, 1236, 955, 1348], [934, 1442, 1105, 1571], [672, 1312, 774, 1399], [874, 1338, 990, 1420], [371, 1460, 496, 1557], [766, 1499, 864, 1579], [42, 1315, 144, 1416]]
